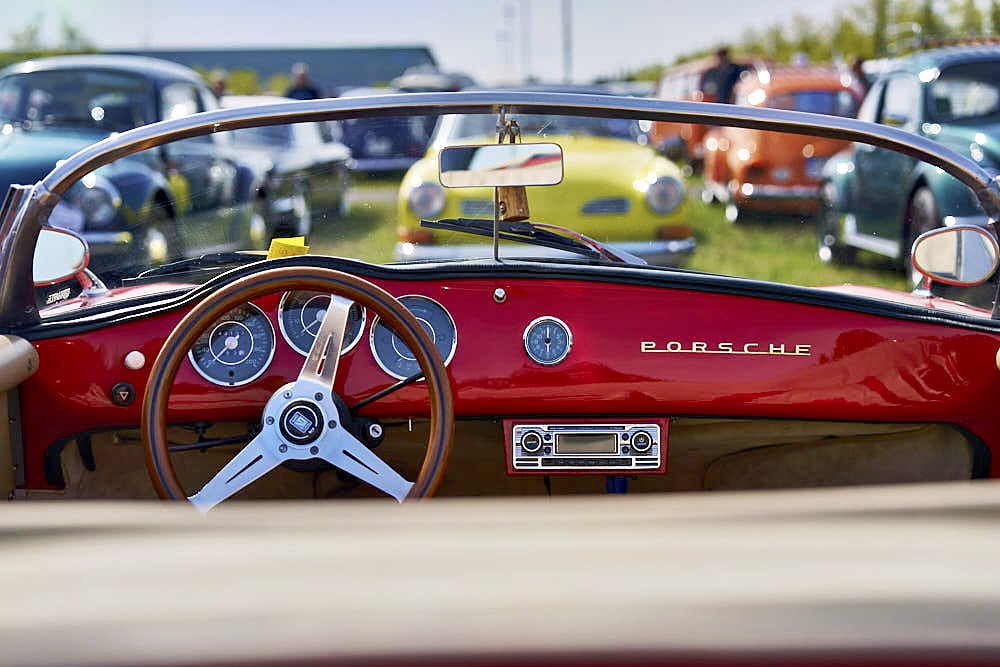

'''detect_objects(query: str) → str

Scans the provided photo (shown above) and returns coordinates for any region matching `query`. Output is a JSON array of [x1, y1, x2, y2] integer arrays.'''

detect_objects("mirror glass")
[[911, 225, 999, 286], [439, 143, 563, 188], [33, 227, 89, 286]]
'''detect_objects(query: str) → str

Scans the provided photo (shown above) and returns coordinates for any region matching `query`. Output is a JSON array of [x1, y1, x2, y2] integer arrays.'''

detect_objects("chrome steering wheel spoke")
[[188, 433, 280, 513], [315, 427, 415, 502], [298, 294, 352, 385]]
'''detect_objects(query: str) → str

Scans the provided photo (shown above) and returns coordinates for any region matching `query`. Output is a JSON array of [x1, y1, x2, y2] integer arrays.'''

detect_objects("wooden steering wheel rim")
[[141, 265, 455, 502]]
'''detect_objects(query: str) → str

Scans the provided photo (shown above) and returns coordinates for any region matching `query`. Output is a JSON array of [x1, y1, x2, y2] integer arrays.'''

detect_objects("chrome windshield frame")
[[1, 91, 998, 330]]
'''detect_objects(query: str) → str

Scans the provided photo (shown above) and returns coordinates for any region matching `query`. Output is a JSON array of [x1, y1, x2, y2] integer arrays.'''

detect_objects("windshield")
[[24, 101, 996, 320], [928, 61, 1000, 122], [0, 69, 150, 131], [764, 90, 859, 117], [443, 112, 644, 142]]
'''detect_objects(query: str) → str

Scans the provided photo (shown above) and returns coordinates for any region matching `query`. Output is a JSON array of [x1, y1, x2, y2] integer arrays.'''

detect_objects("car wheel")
[[816, 182, 855, 264], [140, 204, 183, 266], [904, 187, 940, 287]]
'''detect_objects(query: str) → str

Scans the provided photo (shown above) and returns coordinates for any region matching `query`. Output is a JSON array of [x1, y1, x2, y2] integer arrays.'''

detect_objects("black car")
[[0, 54, 263, 279], [337, 87, 438, 175]]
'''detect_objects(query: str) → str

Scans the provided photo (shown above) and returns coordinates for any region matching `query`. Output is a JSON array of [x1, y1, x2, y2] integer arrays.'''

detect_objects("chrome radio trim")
[[510, 422, 662, 473]]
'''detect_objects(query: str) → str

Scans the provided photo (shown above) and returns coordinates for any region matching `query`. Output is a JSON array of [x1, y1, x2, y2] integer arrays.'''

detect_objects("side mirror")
[[33, 228, 89, 286], [439, 143, 563, 188], [911, 225, 999, 286]]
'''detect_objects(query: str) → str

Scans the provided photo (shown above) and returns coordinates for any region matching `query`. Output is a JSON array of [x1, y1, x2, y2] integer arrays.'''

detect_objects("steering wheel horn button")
[[279, 400, 325, 445]]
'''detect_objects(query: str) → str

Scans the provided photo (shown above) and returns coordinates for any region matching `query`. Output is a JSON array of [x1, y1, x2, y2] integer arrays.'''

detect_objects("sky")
[[5, 0, 852, 84]]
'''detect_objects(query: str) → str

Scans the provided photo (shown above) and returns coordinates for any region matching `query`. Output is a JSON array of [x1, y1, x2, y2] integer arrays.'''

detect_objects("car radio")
[[503, 419, 668, 475]]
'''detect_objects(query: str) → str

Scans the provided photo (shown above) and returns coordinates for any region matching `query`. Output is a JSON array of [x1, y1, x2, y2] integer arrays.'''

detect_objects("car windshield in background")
[[0, 69, 150, 130], [231, 123, 295, 147], [766, 90, 859, 117], [445, 113, 643, 142], [928, 61, 1000, 122]]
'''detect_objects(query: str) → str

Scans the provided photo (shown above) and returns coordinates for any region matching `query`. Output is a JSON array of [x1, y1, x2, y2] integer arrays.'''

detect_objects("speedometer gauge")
[[370, 295, 457, 380], [523, 316, 572, 365], [278, 291, 365, 356], [188, 303, 275, 386]]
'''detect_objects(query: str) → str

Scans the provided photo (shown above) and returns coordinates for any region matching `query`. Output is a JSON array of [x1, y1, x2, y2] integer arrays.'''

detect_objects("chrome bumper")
[[734, 183, 820, 201], [394, 237, 696, 267]]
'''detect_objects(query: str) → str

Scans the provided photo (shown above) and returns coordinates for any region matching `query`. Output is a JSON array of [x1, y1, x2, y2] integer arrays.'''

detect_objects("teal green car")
[[819, 45, 1000, 283]]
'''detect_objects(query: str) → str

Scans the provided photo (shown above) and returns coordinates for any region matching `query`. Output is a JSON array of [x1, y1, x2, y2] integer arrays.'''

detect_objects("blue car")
[[0, 54, 263, 279], [819, 45, 1000, 284]]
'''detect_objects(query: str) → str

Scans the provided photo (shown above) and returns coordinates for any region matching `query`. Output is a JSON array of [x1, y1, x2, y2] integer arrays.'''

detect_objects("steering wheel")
[[141, 266, 454, 511]]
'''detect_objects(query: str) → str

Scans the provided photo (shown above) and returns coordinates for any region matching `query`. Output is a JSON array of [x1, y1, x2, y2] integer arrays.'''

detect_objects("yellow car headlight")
[[645, 175, 685, 214], [407, 182, 445, 219]]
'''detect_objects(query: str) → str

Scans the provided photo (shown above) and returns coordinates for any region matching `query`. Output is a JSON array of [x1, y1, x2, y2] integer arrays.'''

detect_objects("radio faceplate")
[[504, 419, 668, 475]]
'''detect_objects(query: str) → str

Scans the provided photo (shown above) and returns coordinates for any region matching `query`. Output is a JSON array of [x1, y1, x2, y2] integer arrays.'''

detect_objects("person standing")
[[285, 62, 322, 100], [210, 69, 227, 99], [699, 47, 741, 104]]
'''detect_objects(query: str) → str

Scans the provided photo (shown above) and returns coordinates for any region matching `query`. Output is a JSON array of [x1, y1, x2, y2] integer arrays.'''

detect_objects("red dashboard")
[[19, 267, 1000, 490]]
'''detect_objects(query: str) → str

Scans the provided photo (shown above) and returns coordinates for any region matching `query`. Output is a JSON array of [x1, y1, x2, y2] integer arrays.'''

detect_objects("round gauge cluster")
[[278, 291, 366, 356], [523, 316, 572, 365], [370, 295, 457, 380], [188, 292, 456, 386], [188, 303, 276, 386]]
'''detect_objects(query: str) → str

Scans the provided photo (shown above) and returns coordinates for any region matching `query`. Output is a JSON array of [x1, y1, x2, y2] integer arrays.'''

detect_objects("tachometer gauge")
[[370, 295, 457, 380], [523, 316, 572, 366], [188, 303, 275, 386], [278, 291, 365, 356]]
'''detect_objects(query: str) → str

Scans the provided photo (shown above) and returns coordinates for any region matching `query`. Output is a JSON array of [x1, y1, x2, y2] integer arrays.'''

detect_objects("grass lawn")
[[308, 179, 399, 264], [686, 197, 908, 291]]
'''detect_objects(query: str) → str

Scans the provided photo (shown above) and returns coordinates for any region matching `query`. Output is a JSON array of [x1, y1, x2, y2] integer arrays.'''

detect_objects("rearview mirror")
[[911, 225, 999, 286], [439, 143, 563, 188], [33, 228, 89, 286]]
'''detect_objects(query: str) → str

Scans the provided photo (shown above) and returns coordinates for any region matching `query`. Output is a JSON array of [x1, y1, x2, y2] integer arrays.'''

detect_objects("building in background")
[[113, 46, 438, 96]]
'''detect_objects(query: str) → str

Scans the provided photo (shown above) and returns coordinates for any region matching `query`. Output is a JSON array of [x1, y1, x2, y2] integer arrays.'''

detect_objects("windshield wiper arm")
[[420, 217, 606, 260], [134, 252, 266, 280]]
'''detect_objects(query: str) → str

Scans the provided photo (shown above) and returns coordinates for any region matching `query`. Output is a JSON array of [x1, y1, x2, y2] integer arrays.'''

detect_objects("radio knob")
[[631, 432, 653, 453], [521, 431, 543, 454]]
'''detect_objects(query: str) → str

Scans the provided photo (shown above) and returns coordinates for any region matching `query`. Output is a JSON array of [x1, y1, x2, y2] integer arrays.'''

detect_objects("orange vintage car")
[[701, 64, 865, 222], [647, 54, 756, 166]]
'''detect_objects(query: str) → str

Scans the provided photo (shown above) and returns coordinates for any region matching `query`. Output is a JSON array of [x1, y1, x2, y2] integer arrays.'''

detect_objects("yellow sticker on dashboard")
[[267, 237, 309, 259]]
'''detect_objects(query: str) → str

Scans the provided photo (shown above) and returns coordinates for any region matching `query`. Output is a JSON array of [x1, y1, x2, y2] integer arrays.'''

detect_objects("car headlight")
[[645, 175, 685, 214], [407, 182, 445, 219], [73, 174, 122, 227]]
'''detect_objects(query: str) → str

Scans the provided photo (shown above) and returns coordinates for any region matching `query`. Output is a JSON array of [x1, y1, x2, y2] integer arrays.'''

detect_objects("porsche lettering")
[[640, 341, 812, 356]]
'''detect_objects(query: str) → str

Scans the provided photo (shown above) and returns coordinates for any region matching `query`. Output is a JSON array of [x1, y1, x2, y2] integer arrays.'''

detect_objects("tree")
[[9, 13, 43, 53], [991, 0, 1000, 32], [831, 10, 872, 60], [60, 14, 93, 52], [949, 0, 984, 34], [873, 0, 890, 56]]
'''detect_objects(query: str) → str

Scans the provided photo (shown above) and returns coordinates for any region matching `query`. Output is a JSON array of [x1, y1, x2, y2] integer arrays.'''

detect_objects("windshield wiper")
[[132, 252, 267, 280], [420, 218, 631, 262]]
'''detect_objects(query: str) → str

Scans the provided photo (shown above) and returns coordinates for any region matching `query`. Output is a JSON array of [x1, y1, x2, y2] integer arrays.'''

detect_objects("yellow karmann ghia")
[[396, 104, 693, 265]]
